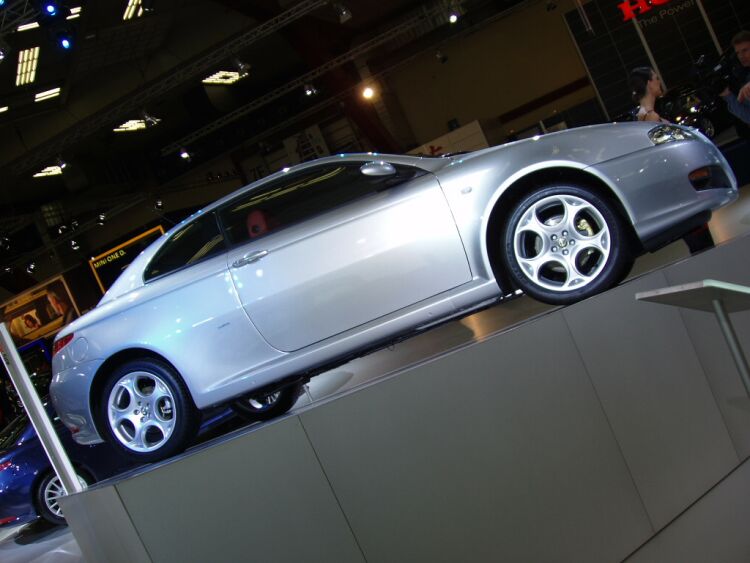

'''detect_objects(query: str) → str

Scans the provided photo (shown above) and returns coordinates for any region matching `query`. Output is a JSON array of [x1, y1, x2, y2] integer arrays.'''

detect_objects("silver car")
[[50, 122, 737, 462]]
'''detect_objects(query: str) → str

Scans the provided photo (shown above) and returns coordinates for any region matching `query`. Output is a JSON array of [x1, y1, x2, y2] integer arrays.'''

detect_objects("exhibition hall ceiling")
[[0, 0, 526, 282]]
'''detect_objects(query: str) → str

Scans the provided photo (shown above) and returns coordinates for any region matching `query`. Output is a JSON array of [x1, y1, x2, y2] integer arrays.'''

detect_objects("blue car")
[[0, 402, 235, 527]]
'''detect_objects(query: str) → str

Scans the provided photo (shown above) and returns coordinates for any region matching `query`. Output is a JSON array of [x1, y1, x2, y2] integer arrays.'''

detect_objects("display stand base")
[[60, 234, 750, 563]]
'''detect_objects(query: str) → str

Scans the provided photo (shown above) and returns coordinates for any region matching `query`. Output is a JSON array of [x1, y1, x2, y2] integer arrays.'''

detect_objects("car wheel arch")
[[484, 166, 640, 292], [89, 348, 187, 439]]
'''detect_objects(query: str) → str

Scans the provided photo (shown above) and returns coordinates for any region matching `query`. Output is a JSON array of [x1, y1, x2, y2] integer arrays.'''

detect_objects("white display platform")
[[59, 234, 750, 563]]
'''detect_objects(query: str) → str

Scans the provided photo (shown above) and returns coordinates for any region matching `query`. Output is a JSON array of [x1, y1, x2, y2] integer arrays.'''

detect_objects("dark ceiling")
[[0, 0, 525, 293]]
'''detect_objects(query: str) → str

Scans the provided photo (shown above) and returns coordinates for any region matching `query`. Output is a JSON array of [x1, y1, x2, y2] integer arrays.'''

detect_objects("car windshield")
[[0, 413, 28, 452]]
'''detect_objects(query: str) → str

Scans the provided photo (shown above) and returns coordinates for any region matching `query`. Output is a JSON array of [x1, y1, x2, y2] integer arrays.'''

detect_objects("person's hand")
[[739, 83, 750, 104]]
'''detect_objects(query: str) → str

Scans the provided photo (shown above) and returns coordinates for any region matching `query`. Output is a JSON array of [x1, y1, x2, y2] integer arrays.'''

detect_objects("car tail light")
[[0, 461, 12, 472], [0, 516, 19, 526], [53, 333, 74, 356]]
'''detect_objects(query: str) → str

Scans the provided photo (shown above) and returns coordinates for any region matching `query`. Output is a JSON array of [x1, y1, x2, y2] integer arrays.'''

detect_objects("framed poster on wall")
[[88, 225, 164, 293], [0, 276, 81, 347]]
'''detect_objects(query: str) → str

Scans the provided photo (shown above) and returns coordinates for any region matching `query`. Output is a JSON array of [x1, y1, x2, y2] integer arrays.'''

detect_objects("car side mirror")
[[360, 161, 396, 177]]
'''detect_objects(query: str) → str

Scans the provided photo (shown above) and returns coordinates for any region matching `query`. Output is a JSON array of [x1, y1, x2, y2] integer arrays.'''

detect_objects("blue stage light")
[[61, 37, 71, 49], [45, 3, 57, 16]]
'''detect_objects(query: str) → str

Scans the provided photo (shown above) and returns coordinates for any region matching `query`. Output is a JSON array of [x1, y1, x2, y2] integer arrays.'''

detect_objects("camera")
[[693, 49, 746, 99]]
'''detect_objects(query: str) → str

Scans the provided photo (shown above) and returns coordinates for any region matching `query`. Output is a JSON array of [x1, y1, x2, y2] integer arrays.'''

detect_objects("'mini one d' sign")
[[618, 0, 675, 21]]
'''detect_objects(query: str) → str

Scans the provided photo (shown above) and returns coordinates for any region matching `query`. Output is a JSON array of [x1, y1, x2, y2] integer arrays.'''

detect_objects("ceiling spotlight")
[[362, 86, 375, 100], [57, 224, 68, 235], [70, 239, 80, 250], [334, 3, 351, 23], [70, 219, 78, 230], [447, 0, 464, 23], [233, 58, 251, 78], [0, 40, 9, 62], [179, 148, 191, 160], [0, 236, 10, 251], [141, 110, 160, 127], [304, 84, 318, 97], [154, 199, 163, 210], [26, 262, 36, 274], [96, 213, 106, 226], [3, 266, 12, 274], [56, 156, 67, 169], [58, 33, 73, 50], [43, 2, 58, 16]]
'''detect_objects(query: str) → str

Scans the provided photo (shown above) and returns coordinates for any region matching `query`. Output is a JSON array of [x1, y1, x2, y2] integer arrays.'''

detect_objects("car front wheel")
[[99, 359, 200, 463], [231, 383, 301, 422], [501, 185, 633, 305], [36, 471, 89, 526]]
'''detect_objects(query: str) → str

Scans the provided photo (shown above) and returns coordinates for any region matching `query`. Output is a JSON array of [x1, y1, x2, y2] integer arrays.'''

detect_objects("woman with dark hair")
[[630, 66, 668, 123]]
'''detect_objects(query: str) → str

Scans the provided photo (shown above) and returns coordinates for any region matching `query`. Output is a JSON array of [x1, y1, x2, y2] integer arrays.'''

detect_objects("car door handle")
[[232, 250, 268, 268]]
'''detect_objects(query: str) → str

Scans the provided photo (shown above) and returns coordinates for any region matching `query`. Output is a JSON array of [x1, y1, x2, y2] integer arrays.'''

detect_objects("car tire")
[[501, 185, 633, 305], [99, 359, 200, 463], [36, 471, 89, 526], [230, 383, 301, 422]]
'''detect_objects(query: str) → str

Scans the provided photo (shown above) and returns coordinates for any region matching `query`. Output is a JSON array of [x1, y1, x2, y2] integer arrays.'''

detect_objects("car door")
[[220, 161, 472, 352]]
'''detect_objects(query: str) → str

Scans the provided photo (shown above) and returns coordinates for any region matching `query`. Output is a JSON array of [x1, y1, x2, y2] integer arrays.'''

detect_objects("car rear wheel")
[[501, 185, 633, 305], [231, 383, 301, 422], [36, 471, 89, 526], [100, 359, 200, 463]]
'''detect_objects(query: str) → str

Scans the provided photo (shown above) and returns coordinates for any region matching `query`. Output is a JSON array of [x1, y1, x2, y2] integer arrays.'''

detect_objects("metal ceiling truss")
[[0, 0, 41, 38], [9, 0, 331, 176], [161, 2, 450, 156]]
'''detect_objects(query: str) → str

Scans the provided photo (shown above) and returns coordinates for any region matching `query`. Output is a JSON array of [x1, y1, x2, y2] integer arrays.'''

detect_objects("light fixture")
[[154, 199, 163, 210], [26, 262, 36, 274], [304, 84, 318, 96], [0, 40, 9, 62], [3, 266, 12, 274], [334, 3, 352, 23], [447, 0, 464, 23], [16, 47, 40, 86], [57, 224, 68, 234], [202, 70, 246, 85], [17, 22, 40, 31], [142, 110, 160, 126], [179, 148, 191, 160], [58, 31, 73, 50], [70, 239, 80, 250], [96, 213, 106, 226], [33, 164, 64, 177], [35, 87, 61, 102], [362, 86, 375, 100], [56, 156, 67, 170], [43, 2, 59, 17], [233, 58, 250, 77], [66, 6, 82, 20], [0, 236, 10, 251], [113, 113, 161, 132], [0, 106, 8, 114], [123, 0, 143, 20]]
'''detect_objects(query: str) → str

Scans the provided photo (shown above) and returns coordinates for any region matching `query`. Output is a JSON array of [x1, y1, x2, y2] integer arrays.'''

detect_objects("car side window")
[[144, 212, 225, 281], [218, 162, 426, 246]]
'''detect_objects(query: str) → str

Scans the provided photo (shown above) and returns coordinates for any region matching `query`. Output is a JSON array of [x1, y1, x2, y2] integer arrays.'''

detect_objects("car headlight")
[[648, 125, 696, 145]]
